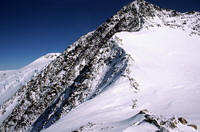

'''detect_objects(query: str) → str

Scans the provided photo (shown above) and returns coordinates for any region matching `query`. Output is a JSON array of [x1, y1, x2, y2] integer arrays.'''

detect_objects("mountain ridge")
[[0, 0, 199, 131], [0, 53, 60, 105]]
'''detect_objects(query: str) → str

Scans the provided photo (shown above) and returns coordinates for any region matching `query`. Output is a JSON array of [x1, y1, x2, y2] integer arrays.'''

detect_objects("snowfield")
[[118, 27, 200, 130], [117, 27, 200, 123], [44, 27, 200, 132]]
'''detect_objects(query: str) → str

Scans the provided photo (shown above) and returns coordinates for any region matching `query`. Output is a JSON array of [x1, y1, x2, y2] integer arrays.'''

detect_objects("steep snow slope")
[[0, 0, 200, 131], [118, 27, 200, 123], [0, 53, 60, 123], [44, 27, 200, 132]]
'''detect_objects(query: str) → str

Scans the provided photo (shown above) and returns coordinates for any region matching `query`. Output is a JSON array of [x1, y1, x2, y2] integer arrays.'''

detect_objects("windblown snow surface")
[[0, 53, 60, 124], [44, 27, 200, 132]]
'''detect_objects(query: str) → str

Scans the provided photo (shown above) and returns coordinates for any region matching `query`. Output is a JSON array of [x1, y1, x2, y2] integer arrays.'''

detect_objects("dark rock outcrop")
[[0, 0, 146, 131]]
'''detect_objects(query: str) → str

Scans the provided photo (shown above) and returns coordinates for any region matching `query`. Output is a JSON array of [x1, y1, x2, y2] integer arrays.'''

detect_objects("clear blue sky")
[[0, 0, 199, 70]]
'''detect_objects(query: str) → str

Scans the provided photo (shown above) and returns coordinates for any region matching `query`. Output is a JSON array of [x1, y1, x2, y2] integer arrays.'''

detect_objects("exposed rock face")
[[131, 110, 196, 132], [188, 124, 198, 130], [0, 0, 143, 131], [70, 110, 197, 132], [0, 0, 199, 131], [178, 117, 188, 125]]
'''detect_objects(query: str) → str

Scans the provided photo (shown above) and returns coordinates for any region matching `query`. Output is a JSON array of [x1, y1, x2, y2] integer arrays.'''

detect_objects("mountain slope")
[[0, 53, 60, 124], [45, 26, 200, 132], [0, 0, 200, 131]]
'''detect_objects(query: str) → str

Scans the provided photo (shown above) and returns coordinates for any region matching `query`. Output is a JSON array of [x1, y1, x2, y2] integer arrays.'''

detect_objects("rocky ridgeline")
[[137, 110, 198, 132], [0, 0, 143, 131], [0, 0, 199, 131], [72, 110, 198, 132], [142, 4, 200, 36]]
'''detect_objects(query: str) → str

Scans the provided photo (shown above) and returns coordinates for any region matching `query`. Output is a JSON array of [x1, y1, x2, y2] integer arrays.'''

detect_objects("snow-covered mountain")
[[0, 53, 61, 105], [0, 53, 60, 123], [0, 0, 200, 131]]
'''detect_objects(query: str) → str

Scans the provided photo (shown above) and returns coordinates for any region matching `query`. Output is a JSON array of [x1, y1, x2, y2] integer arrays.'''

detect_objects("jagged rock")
[[188, 124, 198, 130], [144, 114, 161, 128], [139, 109, 149, 114], [178, 117, 188, 125], [135, 111, 195, 132]]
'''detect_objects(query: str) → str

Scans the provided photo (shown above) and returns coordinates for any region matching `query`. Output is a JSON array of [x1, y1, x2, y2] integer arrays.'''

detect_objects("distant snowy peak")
[[24, 53, 61, 67], [0, 53, 60, 105]]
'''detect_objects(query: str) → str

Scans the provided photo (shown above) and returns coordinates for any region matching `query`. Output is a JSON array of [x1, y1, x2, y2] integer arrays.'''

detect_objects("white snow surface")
[[0, 53, 61, 105], [44, 26, 200, 132], [117, 27, 200, 124]]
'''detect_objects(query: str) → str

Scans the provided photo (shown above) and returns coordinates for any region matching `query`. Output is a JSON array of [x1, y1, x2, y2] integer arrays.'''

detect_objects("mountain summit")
[[0, 0, 200, 131]]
